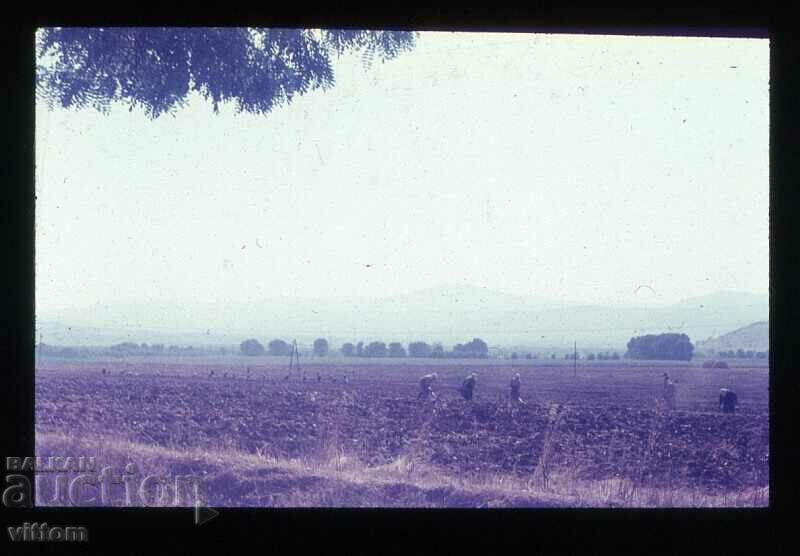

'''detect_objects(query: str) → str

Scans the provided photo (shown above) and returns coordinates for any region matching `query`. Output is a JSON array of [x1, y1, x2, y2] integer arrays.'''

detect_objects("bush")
[[341, 343, 355, 357], [448, 338, 489, 359], [388, 342, 407, 357], [713, 361, 729, 369], [240, 339, 265, 356], [625, 333, 694, 361], [363, 341, 387, 358], [313, 338, 329, 357], [702, 360, 714, 369], [268, 339, 290, 356], [408, 341, 432, 358]]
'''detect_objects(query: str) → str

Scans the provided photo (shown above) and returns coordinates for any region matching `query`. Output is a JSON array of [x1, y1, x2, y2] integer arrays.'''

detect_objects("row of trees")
[[38, 342, 225, 359], [340, 338, 488, 358], [239, 338, 490, 358], [714, 349, 768, 359]]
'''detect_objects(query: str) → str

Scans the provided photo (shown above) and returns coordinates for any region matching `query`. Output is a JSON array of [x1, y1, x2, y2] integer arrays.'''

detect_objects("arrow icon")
[[194, 505, 219, 526], [193, 483, 218, 525]]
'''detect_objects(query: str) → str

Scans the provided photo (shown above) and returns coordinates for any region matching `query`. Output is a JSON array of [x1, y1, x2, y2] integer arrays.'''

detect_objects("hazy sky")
[[36, 32, 769, 314]]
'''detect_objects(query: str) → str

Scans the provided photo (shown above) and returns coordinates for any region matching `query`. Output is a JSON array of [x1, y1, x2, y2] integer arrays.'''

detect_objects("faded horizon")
[[36, 31, 769, 316]]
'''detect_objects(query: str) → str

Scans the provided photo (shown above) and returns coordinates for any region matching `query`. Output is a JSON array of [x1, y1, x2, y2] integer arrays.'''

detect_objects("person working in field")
[[662, 372, 678, 411], [418, 372, 438, 400], [460, 372, 478, 401], [510, 373, 526, 404]]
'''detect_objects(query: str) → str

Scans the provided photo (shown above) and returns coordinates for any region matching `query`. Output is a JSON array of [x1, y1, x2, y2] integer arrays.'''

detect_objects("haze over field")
[[35, 32, 769, 348], [38, 286, 768, 349]]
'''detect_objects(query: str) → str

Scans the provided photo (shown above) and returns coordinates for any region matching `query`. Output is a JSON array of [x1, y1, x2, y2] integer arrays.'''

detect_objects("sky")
[[35, 31, 769, 315]]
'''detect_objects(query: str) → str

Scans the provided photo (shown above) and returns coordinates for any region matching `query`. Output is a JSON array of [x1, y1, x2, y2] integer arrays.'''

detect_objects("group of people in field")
[[417, 371, 526, 404], [417, 369, 738, 413]]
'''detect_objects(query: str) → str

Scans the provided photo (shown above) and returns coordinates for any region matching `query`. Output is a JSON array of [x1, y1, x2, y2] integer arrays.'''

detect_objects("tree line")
[[239, 338, 490, 358], [713, 349, 768, 359]]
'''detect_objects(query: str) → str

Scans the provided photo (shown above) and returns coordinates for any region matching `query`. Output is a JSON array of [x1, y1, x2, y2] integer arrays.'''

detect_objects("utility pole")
[[288, 339, 301, 374], [573, 340, 577, 378]]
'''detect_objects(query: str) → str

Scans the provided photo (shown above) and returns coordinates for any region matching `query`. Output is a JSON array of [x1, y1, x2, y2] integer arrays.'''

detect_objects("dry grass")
[[36, 431, 767, 508]]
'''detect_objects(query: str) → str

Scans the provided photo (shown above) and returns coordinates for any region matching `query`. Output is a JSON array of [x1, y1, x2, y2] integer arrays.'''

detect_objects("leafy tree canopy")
[[36, 27, 417, 118]]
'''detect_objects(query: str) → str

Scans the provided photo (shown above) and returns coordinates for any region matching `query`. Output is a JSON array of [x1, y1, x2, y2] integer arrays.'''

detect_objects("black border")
[[2, 7, 793, 555]]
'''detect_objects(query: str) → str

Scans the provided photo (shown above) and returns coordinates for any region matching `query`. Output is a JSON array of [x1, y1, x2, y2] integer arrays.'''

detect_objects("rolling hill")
[[37, 286, 769, 349], [695, 321, 769, 353]]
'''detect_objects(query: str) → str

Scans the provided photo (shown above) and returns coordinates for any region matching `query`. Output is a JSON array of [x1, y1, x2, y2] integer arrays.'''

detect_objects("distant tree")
[[587, 353, 596, 360], [364, 341, 387, 358], [408, 341, 432, 358], [268, 339, 290, 356], [313, 338, 329, 357], [431, 343, 445, 359], [510, 352, 518, 360], [341, 342, 355, 357], [745, 350, 755, 358], [611, 352, 620, 360], [625, 333, 694, 361], [388, 342, 407, 358], [756, 351, 767, 359], [551, 353, 556, 360], [736, 348, 746, 359], [356, 341, 364, 357], [525, 353, 533, 360], [449, 338, 489, 359], [240, 338, 265, 356], [37, 28, 417, 119]]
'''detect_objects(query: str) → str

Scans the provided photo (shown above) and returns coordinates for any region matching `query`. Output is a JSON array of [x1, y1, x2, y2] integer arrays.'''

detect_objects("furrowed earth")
[[35, 359, 769, 507]]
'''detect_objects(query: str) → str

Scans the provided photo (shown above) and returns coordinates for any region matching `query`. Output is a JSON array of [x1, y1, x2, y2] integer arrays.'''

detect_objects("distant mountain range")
[[696, 321, 769, 353], [37, 285, 769, 350]]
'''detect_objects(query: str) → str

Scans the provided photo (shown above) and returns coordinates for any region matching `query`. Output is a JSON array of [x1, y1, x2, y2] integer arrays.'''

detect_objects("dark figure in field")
[[418, 372, 438, 400], [101, 368, 106, 375], [208, 370, 214, 378], [343, 374, 349, 384], [719, 388, 738, 413], [317, 373, 322, 382], [662, 372, 677, 411], [223, 372, 227, 379], [510, 373, 526, 404], [460, 373, 478, 401], [284, 374, 290, 381]]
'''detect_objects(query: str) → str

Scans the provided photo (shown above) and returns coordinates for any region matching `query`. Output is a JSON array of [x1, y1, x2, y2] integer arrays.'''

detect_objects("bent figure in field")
[[510, 373, 526, 404], [317, 372, 322, 382], [461, 373, 478, 401], [418, 372, 438, 400], [719, 388, 738, 413], [101, 368, 106, 375], [662, 373, 677, 411]]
